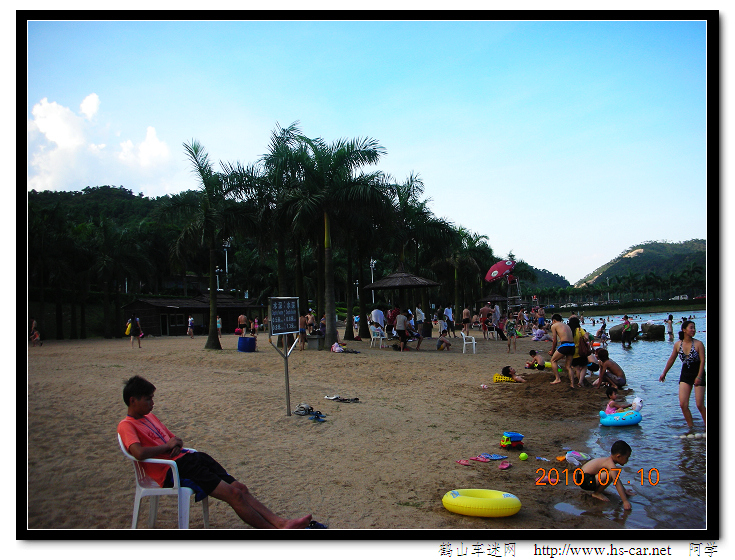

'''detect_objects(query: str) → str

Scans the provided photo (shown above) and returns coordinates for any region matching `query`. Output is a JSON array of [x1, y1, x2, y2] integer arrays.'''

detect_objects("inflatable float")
[[599, 409, 642, 426], [442, 489, 521, 517], [565, 450, 591, 466]]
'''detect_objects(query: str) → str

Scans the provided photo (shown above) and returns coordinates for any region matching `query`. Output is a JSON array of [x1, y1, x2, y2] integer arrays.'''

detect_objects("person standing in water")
[[659, 320, 706, 429]]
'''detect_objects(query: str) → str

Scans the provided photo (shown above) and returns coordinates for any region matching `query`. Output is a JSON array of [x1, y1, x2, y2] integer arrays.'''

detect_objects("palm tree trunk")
[[205, 246, 222, 349], [55, 287, 64, 340], [103, 280, 111, 338], [277, 232, 288, 296], [114, 286, 122, 338], [454, 263, 460, 325], [324, 211, 337, 347], [357, 249, 370, 339], [69, 297, 78, 339], [344, 246, 354, 340], [294, 242, 306, 315], [316, 223, 325, 319]]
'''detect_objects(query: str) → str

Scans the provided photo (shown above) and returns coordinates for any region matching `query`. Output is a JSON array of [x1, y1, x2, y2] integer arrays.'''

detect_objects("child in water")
[[604, 386, 629, 414], [574, 440, 635, 510], [536, 440, 635, 510]]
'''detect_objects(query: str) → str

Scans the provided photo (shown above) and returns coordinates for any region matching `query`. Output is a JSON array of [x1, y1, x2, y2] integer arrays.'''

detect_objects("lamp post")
[[215, 267, 223, 291], [355, 280, 359, 300], [223, 239, 231, 290], [369, 258, 376, 303], [606, 277, 610, 303]]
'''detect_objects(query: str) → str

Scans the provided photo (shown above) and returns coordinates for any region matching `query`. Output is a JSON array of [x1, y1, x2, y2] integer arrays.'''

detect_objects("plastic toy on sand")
[[500, 431, 524, 450]]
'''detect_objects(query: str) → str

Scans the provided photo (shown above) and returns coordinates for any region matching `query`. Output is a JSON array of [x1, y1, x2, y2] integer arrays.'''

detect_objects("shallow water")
[[575, 311, 708, 529]]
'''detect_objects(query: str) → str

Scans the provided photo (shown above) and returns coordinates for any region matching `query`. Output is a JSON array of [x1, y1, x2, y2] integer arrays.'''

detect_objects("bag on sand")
[[125, 322, 131, 336]]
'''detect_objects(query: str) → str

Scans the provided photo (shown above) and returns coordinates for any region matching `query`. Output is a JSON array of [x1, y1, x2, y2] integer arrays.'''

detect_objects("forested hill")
[[524, 268, 571, 290], [575, 240, 706, 287]]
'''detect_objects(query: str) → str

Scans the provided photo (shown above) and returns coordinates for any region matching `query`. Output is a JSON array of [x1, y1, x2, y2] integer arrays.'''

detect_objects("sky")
[[26, 18, 709, 285]]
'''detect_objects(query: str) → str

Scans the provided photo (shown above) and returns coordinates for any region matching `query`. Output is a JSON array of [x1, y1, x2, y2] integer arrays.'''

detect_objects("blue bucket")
[[238, 337, 256, 352]]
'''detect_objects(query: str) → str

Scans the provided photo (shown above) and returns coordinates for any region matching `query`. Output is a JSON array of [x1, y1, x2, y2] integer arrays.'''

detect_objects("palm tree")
[[157, 140, 253, 349], [296, 135, 386, 347]]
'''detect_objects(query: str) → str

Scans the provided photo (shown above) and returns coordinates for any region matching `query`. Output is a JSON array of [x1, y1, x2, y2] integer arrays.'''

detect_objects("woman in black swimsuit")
[[659, 320, 706, 429]]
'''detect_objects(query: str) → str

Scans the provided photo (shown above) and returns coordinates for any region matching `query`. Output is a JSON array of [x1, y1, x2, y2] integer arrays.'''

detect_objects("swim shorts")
[[533, 363, 546, 371], [587, 363, 600, 372], [462, 318, 470, 324], [397, 329, 407, 343], [164, 451, 235, 496], [571, 356, 588, 367], [679, 366, 706, 387], [538, 317, 546, 327], [574, 470, 598, 492], [556, 342, 575, 356], [602, 372, 626, 389]]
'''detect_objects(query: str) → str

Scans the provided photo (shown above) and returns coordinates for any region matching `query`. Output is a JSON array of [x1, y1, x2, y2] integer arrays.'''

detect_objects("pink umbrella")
[[485, 260, 516, 283]]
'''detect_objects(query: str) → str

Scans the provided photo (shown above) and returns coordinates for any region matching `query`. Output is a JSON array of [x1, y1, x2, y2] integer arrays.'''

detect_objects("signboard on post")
[[269, 297, 299, 336], [268, 297, 300, 416]]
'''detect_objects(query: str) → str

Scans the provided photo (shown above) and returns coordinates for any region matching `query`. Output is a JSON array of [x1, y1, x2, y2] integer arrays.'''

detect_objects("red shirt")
[[118, 413, 188, 488]]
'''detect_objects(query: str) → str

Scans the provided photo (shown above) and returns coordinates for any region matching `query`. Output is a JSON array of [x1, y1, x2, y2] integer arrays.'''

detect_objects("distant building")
[[122, 294, 267, 336]]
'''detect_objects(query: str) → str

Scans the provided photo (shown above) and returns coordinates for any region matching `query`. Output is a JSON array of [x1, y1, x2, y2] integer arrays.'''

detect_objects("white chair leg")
[[132, 490, 142, 529], [148, 495, 159, 528], [202, 496, 210, 529], [177, 488, 191, 529]]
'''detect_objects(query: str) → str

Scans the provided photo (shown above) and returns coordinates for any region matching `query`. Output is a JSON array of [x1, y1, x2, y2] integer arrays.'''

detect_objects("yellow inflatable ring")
[[442, 488, 521, 517]]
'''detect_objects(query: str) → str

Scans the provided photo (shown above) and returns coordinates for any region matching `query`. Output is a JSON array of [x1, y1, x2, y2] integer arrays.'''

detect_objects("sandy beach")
[[27, 330, 631, 531]]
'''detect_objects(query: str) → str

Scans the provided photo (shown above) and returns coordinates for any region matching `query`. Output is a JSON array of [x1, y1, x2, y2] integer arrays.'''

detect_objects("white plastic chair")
[[460, 331, 477, 354], [117, 434, 209, 529], [369, 327, 387, 348]]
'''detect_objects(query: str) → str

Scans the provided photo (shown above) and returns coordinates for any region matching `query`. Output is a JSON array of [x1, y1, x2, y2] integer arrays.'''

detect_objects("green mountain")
[[524, 267, 571, 290], [574, 239, 707, 288]]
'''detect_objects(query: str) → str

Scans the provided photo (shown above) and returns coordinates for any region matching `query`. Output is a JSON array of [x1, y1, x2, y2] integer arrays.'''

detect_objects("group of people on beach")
[[107, 306, 705, 526]]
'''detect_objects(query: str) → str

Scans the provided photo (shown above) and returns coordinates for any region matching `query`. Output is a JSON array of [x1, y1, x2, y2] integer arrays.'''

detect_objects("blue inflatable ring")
[[599, 409, 642, 426]]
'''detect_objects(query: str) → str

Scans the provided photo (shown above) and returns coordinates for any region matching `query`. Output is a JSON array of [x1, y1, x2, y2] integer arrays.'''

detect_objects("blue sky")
[[26, 18, 709, 285]]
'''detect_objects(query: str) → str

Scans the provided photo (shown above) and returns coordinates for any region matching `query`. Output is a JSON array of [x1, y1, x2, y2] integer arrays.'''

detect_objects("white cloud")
[[80, 93, 100, 120], [28, 94, 178, 196], [138, 126, 170, 167], [118, 127, 170, 168], [30, 98, 85, 150]]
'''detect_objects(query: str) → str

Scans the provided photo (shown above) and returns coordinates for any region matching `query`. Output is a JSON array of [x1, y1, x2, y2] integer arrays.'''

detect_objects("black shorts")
[[556, 343, 575, 356], [571, 356, 588, 367], [397, 329, 407, 343], [680, 365, 706, 387], [164, 451, 236, 496], [574, 470, 598, 492], [462, 318, 470, 324]]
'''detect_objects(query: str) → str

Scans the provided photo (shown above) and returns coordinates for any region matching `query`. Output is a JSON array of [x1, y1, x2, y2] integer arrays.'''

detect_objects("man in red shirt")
[[118, 375, 314, 529]]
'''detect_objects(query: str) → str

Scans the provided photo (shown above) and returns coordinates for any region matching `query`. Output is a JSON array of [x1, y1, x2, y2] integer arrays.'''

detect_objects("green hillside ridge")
[[574, 239, 706, 288]]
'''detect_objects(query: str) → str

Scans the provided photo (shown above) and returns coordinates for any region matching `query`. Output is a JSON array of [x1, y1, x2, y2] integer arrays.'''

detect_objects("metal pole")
[[370, 259, 376, 303], [284, 334, 291, 416]]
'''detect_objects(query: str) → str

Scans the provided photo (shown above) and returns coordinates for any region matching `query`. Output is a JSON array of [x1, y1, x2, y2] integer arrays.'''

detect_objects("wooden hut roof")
[[364, 270, 440, 290]]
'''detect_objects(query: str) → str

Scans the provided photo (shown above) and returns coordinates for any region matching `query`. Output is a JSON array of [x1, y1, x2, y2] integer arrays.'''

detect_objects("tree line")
[[29, 122, 542, 348]]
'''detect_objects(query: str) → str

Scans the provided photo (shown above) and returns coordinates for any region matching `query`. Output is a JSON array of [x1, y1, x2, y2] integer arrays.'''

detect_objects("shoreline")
[[28, 333, 630, 530]]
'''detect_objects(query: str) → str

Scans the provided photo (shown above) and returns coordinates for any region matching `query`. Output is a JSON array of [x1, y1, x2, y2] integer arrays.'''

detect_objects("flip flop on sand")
[[498, 460, 512, 470], [324, 395, 340, 400], [469, 456, 490, 462], [310, 416, 327, 422], [480, 453, 508, 460], [456, 460, 471, 466], [306, 520, 328, 529]]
